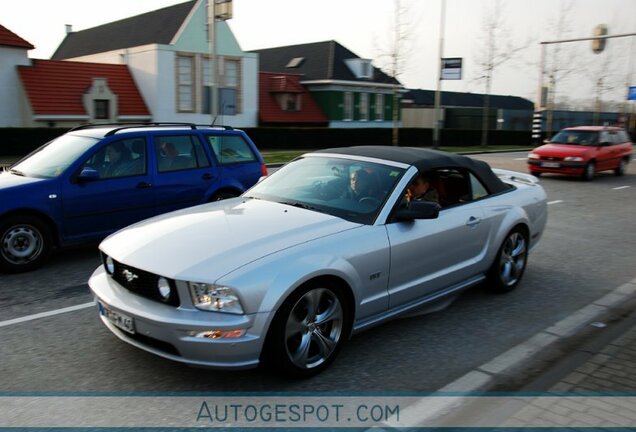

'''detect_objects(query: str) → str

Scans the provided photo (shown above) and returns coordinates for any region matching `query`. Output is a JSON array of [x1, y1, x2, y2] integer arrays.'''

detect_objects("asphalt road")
[[1, 152, 635, 392]]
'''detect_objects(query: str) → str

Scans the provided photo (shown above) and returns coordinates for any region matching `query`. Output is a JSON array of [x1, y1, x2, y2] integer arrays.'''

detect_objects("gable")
[[0, 25, 34, 50]]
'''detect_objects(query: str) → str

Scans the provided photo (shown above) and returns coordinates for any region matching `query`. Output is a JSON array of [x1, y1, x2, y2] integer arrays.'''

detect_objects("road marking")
[[547, 200, 563, 205], [612, 186, 631, 190], [0, 301, 95, 328], [514, 157, 527, 161]]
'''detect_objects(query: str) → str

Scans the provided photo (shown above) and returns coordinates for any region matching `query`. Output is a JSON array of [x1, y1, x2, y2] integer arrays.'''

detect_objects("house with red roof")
[[0, 24, 34, 127], [259, 72, 327, 126], [1, 24, 150, 127]]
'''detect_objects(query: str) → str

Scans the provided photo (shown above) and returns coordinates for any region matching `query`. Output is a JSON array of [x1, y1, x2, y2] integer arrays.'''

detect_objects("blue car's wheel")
[[0, 216, 52, 273]]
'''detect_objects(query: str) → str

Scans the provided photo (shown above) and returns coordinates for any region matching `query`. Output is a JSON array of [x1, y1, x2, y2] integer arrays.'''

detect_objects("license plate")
[[98, 302, 135, 334], [541, 162, 560, 168]]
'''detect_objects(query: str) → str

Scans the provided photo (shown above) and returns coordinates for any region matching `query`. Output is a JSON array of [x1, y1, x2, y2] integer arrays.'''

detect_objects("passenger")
[[160, 142, 193, 171], [103, 142, 132, 178], [406, 174, 439, 203]]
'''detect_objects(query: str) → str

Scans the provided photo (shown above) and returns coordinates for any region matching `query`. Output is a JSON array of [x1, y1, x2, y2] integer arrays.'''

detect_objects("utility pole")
[[433, 0, 446, 149]]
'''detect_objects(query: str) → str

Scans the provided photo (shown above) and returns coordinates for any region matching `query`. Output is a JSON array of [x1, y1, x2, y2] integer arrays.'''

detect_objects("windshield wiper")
[[9, 169, 25, 177], [281, 200, 325, 213]]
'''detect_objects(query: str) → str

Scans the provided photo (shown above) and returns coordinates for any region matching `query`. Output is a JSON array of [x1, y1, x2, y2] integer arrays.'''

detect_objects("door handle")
[[136, 182, 152, 189], [202, 173, 215, 180], [466, 216, 481, 228]]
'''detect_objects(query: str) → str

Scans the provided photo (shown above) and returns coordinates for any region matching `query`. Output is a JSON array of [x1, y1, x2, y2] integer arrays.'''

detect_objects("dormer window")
[[345, 58, 373, 79], [276, 93, 301, 112], [286, 57, 305, 68], [83, 78, 117, 122]]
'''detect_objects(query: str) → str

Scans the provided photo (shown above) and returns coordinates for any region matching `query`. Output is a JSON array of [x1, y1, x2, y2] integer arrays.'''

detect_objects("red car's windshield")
[[550, 130, 599, 146]]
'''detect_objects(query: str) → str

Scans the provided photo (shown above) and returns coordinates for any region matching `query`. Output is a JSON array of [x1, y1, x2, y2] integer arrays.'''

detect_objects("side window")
[[599, 131, 611, 145], [469, 172, 489, 200], [207, 135, 257, 165], [81, 137, 146, 179], [155, 135, 210, 173], [435, 169, 472, 207]]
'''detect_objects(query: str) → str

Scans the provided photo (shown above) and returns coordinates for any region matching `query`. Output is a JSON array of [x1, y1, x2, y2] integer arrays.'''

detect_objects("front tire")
[[263, 281, 351, 378], [0, 215, 53, 273], [486, 227, 528, 293], [582, 162, 595, 181]]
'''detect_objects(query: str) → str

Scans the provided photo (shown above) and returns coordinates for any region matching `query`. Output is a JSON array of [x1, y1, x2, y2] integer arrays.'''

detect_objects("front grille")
[[539, 156, 563, 161], [102, 253, 180, 307]]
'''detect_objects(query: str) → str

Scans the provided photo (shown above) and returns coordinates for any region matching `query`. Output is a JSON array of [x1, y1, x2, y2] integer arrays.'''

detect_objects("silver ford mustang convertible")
[[89, 146, 547, 377]]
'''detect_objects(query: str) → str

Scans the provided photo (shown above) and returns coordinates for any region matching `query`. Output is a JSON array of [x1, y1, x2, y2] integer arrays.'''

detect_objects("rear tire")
[[0, 215, 53, 273], [486, 227, 528, 293], [615, 159, 626, 176], [262, 281, 351, 378]]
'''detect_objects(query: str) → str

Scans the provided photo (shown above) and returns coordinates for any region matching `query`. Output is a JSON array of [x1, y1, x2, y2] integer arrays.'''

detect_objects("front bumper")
[[527, 160, 586, 176], [89, 266, 269, 369]]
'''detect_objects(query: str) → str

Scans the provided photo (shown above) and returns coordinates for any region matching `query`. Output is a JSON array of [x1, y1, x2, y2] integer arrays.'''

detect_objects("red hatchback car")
[[528, 126, 633, 180]]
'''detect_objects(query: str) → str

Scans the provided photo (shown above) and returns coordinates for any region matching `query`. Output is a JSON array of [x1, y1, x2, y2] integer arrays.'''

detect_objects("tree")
[[375, 0, 412, 145], [544, 0, 580, 134], [473, 0, 527, 147]]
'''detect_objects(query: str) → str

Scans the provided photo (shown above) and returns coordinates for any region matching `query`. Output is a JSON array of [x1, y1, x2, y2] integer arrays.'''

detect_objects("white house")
[[0, 25, 34, 127], [52, 0, 258, 128]]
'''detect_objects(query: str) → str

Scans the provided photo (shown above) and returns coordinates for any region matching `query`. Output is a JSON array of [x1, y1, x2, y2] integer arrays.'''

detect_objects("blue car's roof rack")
[[68, 122, 234, 136]]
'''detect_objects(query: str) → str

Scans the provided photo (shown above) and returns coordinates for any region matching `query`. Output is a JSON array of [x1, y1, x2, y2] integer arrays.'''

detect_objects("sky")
[[3, 0, 635, 108]]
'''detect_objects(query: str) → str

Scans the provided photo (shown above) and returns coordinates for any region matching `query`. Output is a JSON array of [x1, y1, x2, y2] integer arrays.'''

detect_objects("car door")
[[151, 133, 220, 215], [385, 169, 491, 310], [204, 133, 264, 190], [61, 136, 154, 242], [596, 130, 617, 171]]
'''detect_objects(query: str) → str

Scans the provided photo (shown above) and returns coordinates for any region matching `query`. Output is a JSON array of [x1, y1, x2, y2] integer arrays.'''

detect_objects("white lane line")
[[547, 200, 564, 205], [514, 157, 527, 161], [612, 186, 631, 190], [0, 301, 95, 328]]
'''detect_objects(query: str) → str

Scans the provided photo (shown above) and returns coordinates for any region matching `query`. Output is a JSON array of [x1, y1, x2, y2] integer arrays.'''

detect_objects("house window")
[[276, 93, 301, 112], [177, 55, 194, 112], [344, 92, 353, 121], [359, 93, 369, 121], [221, 58, 241, 114], [94, 99, 110, 120], [375, 94, 384, 121]]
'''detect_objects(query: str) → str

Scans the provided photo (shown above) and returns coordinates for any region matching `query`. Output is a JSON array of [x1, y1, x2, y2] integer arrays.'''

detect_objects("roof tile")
[[0, 24, 34, 50]]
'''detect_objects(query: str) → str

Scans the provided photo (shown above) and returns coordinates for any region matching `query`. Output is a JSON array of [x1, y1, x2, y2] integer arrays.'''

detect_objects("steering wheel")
[[359, 197, 381, 207]]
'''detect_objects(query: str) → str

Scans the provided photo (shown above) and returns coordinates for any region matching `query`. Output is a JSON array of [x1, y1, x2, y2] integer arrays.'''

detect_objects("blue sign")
[[629, 86, 636, 101]]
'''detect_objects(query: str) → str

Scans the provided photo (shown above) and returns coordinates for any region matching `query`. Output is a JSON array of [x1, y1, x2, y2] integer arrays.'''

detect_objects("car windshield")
[[245, 155, 407, 224], [550, 130, 599, 146], [10, 134, 99, 178]]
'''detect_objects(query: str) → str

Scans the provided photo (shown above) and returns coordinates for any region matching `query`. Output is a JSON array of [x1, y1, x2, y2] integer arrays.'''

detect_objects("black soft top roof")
[[314, 146, 509, 194]]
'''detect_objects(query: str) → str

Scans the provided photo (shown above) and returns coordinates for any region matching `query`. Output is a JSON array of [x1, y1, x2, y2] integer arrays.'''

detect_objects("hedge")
[[0, 127, 534, 157]]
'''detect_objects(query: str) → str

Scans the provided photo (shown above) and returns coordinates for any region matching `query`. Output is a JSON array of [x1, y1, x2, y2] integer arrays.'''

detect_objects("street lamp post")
[[433, 0, 446, 149]]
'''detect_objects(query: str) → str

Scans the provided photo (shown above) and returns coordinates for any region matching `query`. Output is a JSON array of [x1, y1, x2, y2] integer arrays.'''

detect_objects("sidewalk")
[[411, 278, 636, 428]]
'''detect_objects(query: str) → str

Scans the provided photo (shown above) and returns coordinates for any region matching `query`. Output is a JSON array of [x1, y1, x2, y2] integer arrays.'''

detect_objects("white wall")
[[1, 46, 31, 126]]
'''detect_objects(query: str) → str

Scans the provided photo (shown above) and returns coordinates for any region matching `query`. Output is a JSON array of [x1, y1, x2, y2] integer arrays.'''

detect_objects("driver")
[[344, 169, 374, 201]]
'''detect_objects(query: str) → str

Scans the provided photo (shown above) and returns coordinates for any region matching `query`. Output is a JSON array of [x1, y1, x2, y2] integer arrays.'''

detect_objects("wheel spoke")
[[302, 289, 323, 320], [312, 327, 337, 358], [285, 313, 305, 338], [315, 297, 342, 326], [290, 332, 312, 366]]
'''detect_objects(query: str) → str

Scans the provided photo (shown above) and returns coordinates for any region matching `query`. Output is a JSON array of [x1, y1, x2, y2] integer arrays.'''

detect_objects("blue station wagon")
[[0, 123, 267, 273]]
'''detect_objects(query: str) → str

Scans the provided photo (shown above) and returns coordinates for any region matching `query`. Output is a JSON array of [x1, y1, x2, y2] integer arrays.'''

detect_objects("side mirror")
[[394, 201, 440, 222], [77, 167, 100, 182]]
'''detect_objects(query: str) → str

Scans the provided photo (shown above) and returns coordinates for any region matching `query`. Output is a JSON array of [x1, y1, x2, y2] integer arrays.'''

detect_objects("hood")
[[535, 143, 592, 158], [0, 171, 50, 189], [100, 197, 360, 282]]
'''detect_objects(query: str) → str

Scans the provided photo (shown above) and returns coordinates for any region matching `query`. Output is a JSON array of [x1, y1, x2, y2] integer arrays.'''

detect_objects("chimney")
[[65, 24, 73, 34]]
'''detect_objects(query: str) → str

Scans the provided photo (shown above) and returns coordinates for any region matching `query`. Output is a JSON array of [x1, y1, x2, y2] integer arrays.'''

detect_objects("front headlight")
[[564, 156, 584, 162], [527, 152, 540, 160], [188, 283, 244, 314]]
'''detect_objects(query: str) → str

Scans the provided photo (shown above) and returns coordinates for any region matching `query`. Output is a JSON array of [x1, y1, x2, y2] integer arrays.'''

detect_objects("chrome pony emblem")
[[122, 269, 139, 282]]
